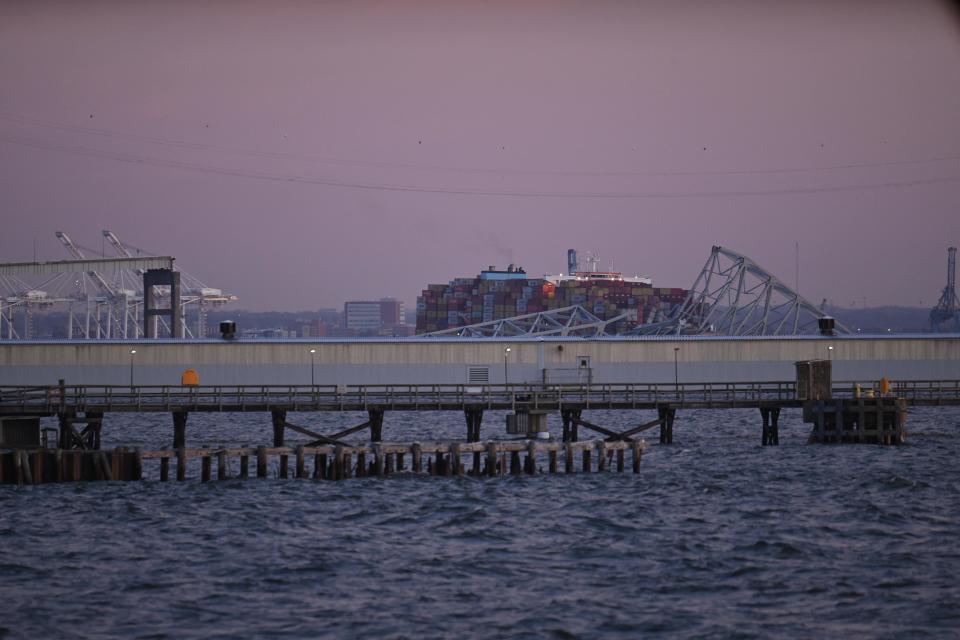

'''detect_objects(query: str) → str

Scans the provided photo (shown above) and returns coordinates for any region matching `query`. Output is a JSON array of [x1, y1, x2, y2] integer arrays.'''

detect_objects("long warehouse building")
[[0, 335, 958, 387]]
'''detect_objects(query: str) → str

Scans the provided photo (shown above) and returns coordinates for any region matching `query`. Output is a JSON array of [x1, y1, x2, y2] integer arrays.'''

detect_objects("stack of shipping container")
[[416, 267, 688, 334]]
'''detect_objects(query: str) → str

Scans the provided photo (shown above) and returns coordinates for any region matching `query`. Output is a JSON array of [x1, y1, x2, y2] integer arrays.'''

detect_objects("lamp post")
[[129, 349, 137, 388], [309, 348, 316, 387], [828, 345, 834, 361], [504, 347, 511, 387], [673, 347, 679, 398]]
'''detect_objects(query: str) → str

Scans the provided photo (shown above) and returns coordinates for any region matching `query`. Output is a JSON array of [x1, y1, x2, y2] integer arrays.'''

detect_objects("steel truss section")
[[632, 245, 848, 336], [422, 305, 629, 338]]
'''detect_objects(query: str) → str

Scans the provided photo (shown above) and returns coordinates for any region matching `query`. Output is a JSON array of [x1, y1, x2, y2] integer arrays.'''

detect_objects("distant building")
[[344, 298, 407, 335]]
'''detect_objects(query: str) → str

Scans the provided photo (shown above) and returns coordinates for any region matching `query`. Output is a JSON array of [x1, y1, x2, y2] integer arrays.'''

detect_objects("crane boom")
[[102, 230, 133, 258], [55, 231, 117, 297]]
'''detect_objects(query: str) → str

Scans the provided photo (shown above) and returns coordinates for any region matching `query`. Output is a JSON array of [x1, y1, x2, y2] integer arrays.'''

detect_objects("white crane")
[[55, 231, 126, 338]]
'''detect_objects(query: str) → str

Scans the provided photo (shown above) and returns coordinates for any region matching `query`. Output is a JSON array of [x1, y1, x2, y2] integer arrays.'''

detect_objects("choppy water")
[[2, 407, 959, 639]]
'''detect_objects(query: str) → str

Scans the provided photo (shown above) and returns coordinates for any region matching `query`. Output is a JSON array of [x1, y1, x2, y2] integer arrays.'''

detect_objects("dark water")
[[2, 407, 959, 639]]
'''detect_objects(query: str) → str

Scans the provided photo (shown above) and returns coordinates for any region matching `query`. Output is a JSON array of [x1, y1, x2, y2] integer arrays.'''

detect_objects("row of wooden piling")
[[0, 439, 646, 485]]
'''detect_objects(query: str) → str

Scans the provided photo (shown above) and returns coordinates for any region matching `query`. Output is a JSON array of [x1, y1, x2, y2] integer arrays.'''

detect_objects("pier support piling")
[[271, 410, 287, 447], [760, 407, 780, 445], [464, 409, 484, 442], [561, 409, 581, 442], [658, 407, 676, 444], [256, 446, 268, 478], [368, 409, 384, 442], [173, 412, 188, 449], [486, 441, 497, 478]]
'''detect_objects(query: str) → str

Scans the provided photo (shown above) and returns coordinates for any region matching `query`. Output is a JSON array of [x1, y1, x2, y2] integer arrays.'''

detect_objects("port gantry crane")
[[55, 231, 140, 339], [929, 247, 959, 333]]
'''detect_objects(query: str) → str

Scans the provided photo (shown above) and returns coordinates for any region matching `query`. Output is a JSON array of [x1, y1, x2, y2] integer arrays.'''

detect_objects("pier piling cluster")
[[0, 439, 645, 485]]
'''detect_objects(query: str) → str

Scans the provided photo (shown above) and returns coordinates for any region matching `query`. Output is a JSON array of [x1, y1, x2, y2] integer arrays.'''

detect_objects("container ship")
[[415, 249, 688, 334]]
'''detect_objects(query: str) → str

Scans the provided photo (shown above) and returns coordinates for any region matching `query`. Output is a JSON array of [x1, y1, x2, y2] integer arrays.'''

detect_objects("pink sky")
[[1, 0, 959, 311]]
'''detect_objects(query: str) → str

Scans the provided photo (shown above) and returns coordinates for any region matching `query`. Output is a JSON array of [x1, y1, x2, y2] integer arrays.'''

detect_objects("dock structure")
[[804, 397, 908, 444], [0, 377, 957, 455], [0, 439, 646, 485]]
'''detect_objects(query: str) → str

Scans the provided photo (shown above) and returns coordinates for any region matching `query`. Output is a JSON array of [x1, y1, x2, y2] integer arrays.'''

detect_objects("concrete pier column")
[[271, 410, 287, 447], [658, 407, 675, 444], [368, 409, 384, 442], [561, 409, 580, 442], [172, 411, 188, 449], [464, 409, 483, 442], [760, 407, 780, 445]]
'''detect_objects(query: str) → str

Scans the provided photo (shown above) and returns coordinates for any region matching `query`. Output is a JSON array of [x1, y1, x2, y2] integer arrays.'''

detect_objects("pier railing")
[[0, 381, 801, 413], [1, 379, 958, 414]]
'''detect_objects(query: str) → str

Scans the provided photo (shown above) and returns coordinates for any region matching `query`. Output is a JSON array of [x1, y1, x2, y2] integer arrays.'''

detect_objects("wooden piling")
[[565, 444, 574, 474], [160, 456, 170, 481], [616, 448, 624, 472], [356, 451, 366, 478], [486, 441, 497, 478], [597, 442, 607, 472], [451, 443, 462, 476], [240, 454, 249, 479], [373, 444, 384, 477], [217, 450, 227, 480], [582, 448, 591, 473], [631, 441, 642, 473], [99, 452, 112, 481], [176, 447, 187, 481], [525, 440, 537, 475], [55, 449, 63, 483], [411, 443, 422, 473], [330, 445, 342, 480], [31, 451, 42, 484], [315, 453, 327, 479], [385, 452, 395, 475], [548, 448, 558, 474], [201, 455, 211, 482], [134, 449, 144, 481], [256, 446, 267, 478], [295, 446, 306, 479], [510, 450, 521, 475]]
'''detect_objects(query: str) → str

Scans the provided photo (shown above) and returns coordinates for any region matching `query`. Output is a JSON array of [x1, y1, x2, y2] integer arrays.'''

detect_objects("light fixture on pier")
[[504, 347, 511, 387], [673, 347, 680, 397], [129, 349, 137, 388], [309, 348, 316, 387]]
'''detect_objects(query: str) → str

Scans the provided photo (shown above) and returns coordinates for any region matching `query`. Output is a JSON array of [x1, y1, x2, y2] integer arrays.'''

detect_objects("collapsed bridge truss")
[[425, 246, 846, 338]]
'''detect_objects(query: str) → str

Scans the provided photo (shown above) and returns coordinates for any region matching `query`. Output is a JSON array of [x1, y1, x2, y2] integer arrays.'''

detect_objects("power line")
[[2, 110, 959, 179], [2, 134, 959, 200]]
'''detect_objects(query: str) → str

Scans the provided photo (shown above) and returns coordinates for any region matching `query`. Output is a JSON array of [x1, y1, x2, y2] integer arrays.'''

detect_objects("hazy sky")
[[2, 0, 959, 311]]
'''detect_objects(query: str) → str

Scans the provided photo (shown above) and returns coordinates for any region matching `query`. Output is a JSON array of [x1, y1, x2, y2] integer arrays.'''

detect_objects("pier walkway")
[[2, 380, 959, 415], [0, 380, 956, 449]]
